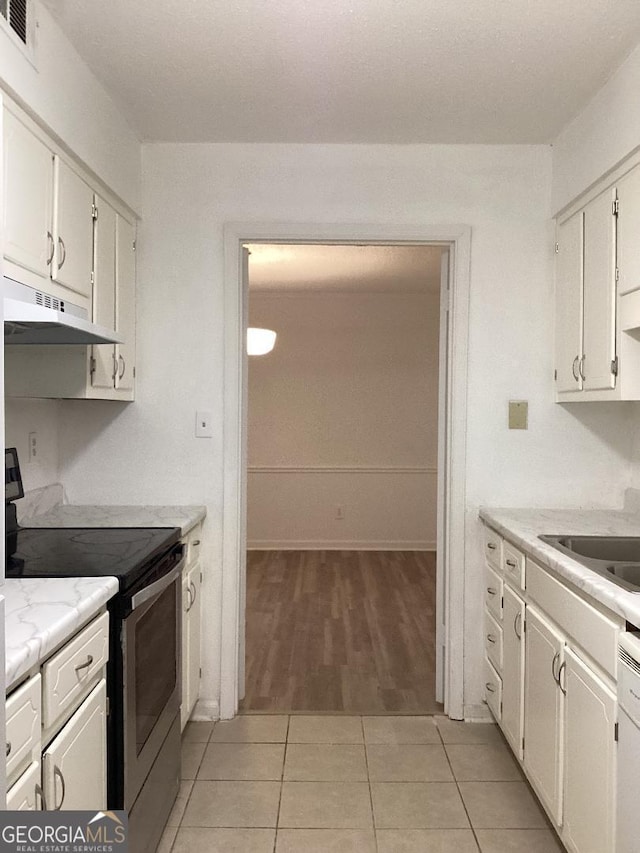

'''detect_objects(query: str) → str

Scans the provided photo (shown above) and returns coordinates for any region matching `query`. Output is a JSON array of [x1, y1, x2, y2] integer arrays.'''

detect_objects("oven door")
[[122, 557, 183, 809]]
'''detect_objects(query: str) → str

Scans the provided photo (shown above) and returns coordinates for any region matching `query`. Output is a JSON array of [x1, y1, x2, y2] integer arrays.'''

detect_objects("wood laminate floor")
[[240, 550, 441, 715]]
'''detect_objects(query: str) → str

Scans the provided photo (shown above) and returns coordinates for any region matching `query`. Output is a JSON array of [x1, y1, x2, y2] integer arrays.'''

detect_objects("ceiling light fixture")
[[247, 327, 277, 356]]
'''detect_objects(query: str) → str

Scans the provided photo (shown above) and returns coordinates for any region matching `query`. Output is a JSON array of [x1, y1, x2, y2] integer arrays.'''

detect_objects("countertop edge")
[[5, 576, 119, 693], [479, 506, 640, 626]]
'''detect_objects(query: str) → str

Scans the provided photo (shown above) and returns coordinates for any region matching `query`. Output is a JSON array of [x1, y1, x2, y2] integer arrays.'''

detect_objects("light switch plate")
[[508, 400, 528, 430], [195, 411, 213, 438]]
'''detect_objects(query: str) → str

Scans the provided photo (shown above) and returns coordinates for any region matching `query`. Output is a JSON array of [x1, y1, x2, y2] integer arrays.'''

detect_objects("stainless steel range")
[[5, 447, 183, 853]]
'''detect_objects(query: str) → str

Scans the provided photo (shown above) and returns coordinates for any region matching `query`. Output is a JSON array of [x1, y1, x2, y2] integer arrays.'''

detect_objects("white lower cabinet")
[[181, 560, 202, 728], [7, 762, 42, 811], [43, 679, 107, 811], [524, 605, 564, 825], [562, 648, 616, 853], [501, 585, 525, 759]]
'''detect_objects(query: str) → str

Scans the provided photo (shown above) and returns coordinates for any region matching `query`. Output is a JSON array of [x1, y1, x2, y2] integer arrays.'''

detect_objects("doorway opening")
[[242, 243, 444, 714], [221, 223, 470, 722]]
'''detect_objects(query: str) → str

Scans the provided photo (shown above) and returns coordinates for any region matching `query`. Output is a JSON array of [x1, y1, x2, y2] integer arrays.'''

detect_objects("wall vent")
[[1, 0, 29, 46]]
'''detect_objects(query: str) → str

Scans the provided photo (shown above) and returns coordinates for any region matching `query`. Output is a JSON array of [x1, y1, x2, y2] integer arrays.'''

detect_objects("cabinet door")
[[91, 196, 117, 390], [6, 761, 41, 811], [523, 606, 564, 825], [502, 586, 525, 759], [186, 562, 202, 717], [181, 571, 190, 730], [115, 216, 136, 393], [617, 166, 640, 296], [52, 156, 94, 300], [43, 679, 107, 811], [562, 648, 616, 853], [582, 188, 617, 391], [2, 109, 53, 279], [555, 212, 583, 394]]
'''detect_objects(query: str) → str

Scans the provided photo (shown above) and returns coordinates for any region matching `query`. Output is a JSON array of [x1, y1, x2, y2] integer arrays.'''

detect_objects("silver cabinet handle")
[[486, 587, 497, 596], [35, 783, 47, 811], [551, 652, 560, 684], [6, 741, 11, 757], [192, 540, 201, 547], [514, 611, 522, 640], [486, 634, 497, 644], [57, 236, 66, 270], [572, 355, 580, 381], [112, 352, 118, 381], [185, 584, 193, 612], [190, 580, 197, 605], [54, 765, 66, 810], [485, 682, 496, 694], [505, 559, 517, 568], [487, 542, 497, 551], [579, 355, 586, 381], [47, 231, 55, 265], [558, 660, 567, 695], [75, 654, 94, 674], [118, 354, 126, 380]]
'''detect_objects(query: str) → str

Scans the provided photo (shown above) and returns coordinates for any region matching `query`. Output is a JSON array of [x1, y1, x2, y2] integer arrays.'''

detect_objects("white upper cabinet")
[[91, 196, 118, 391], [115, 215, 136, 395], [617, 166, 640, 297], [555, 212, 584, 394], [2, 108, 53, 281], [51, 156, 94, 300], [555, 160, 640, 401], [582, 188, 616, 392]]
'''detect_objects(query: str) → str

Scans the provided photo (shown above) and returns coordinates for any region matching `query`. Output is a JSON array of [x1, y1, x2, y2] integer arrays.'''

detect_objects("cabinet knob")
[[486, 634, 497, 644], [505, 559, 517, 568], [486, 587, 497, 596], [485, 683, 496, 694], [5, 741, 11, 757], [487, 542, 497, 551]]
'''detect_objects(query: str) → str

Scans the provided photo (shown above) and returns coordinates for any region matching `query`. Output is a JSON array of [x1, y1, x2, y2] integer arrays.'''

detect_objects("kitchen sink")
[[539, 535, 640, 593]]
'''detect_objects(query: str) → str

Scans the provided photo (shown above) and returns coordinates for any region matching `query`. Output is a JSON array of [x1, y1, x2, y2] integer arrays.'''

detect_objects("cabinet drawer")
[[484, 609, 503, 672], [184, 524, 202, 568], [483, 526, 502, 569], [485, 565, 503, 621], [503, 540, 525, 590], [6, 761, 41, 811], [484, 657, 502, 721], [42, 612, 109, 730], [526, 559, 622, 678], [6, 675, 41, 786]]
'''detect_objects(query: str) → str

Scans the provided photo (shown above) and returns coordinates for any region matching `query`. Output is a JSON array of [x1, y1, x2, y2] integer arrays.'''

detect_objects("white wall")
[[55, 141, 638, 717], [0, 4, 140, 210], [247, 289, 440, 548], [4, 399, 60, 492], [552, 43, 640, 213]]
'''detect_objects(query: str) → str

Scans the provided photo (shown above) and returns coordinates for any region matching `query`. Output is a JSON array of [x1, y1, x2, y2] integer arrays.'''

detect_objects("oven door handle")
[[131, 561, 184, 611]]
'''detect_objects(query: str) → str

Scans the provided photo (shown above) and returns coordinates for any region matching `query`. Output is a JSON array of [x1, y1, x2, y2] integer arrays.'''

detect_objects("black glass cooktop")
[[6, 526, 181, 591]]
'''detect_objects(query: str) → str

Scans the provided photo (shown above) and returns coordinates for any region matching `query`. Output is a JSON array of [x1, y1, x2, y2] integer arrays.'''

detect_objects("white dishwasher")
[[617, 631, 640, 853]]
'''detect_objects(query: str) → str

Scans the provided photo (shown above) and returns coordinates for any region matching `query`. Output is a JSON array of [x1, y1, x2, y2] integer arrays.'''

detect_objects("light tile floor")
[[157, 716, 564, 853]]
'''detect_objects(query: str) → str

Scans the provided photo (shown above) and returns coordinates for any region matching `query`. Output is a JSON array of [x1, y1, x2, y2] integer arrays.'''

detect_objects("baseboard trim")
[[248, 539, 436, 551], [191, 699, 220, 721]]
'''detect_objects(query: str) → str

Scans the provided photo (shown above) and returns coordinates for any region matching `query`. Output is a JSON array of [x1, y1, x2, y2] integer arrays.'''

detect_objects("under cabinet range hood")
[[3, 278, 123, 345]]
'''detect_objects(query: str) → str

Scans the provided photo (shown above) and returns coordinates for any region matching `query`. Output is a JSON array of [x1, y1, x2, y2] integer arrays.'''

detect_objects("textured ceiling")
[[246, 244, 443, 293], [42, 0, 640, 143]]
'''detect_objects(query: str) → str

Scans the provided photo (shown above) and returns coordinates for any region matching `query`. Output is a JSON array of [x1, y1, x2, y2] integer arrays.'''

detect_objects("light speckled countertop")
[[24, 504, 206, 537], [4, 576, 118, 691], [479, 506, 640, 627]]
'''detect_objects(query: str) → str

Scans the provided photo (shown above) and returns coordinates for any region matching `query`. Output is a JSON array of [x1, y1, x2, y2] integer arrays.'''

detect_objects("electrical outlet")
[[508, 400, 528, 430], [28, 432, 38, 462], [335, 505, 345, 520]]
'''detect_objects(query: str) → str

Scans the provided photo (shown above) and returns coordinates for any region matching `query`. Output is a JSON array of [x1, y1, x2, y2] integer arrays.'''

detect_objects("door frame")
[[221, 222, 471, 720]]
